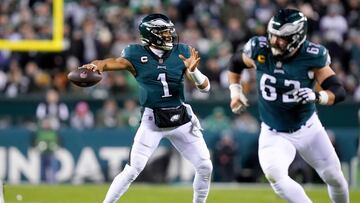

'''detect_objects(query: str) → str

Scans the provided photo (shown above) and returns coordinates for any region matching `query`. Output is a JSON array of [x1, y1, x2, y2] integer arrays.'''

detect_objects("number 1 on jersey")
[[157, 73, 172, 98]]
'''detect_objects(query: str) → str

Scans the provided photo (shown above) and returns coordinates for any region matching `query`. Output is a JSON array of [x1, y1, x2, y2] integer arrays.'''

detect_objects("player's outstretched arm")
[[81, 57, 136, 75], [228, 52, 255, 114], [295, 65, 346, 105], [181, 47, 210, 92]]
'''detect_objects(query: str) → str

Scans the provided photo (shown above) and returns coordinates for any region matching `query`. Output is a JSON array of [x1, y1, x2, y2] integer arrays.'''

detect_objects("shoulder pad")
[[243, 36, 269, 59], [121, 44, 142, 56], [175, 43, 191, 57], [302, 41, 331, 68]]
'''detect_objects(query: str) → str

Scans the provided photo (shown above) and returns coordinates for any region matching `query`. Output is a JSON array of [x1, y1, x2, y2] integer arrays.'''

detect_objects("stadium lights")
[[0, 0, 64, 52]]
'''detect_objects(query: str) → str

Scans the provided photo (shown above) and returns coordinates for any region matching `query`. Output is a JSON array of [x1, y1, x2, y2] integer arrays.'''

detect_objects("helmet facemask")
[[149, 26, 176, 50], [267, 9, 307, 59], [139, 14, 177, 51]]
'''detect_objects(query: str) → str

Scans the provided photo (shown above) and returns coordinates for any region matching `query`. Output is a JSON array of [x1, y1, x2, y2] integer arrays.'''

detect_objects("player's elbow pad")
[[320, 75, 346, 104]]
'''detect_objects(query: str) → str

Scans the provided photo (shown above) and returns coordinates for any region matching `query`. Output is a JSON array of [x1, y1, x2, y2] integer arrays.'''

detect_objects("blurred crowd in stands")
[[32, 88, 142, 130], [0, 0, 359, 101]]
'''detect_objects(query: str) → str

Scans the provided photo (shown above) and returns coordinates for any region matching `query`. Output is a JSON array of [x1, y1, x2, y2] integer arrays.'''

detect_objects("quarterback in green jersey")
[[228, 9, 348, 203], [82, 14, 212, 203]]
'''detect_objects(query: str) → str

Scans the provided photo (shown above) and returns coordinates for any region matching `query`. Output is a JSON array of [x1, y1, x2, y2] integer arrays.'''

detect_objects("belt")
[[269, 127, 301, 133]]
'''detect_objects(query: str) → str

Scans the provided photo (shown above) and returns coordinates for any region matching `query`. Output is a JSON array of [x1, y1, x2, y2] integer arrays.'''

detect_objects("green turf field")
[[3, 183, 360, 203]]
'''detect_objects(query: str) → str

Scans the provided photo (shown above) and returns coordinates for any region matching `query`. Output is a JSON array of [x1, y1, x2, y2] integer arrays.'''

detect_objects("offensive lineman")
[[82, 14, 212, 203], [228, 9, 349, 203]]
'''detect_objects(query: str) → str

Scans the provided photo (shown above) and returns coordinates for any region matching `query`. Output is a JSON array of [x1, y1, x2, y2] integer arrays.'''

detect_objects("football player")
[[82, 14, 212, 203], [228, 9, 349, 203]]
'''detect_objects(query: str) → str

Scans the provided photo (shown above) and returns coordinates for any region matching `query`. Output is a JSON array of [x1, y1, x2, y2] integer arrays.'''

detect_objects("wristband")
[[318, 90, 329, 105], [189, 68, 206, 85], [199, 83, 210, 92], [229, 84, 243, 99]]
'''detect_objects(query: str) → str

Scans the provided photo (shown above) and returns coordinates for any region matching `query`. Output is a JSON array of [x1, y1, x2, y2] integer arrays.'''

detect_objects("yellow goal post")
[[0, 0, 64, 52]]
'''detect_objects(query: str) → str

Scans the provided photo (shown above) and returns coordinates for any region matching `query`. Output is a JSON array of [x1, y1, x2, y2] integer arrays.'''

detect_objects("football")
[[67, 67, 102, 87]]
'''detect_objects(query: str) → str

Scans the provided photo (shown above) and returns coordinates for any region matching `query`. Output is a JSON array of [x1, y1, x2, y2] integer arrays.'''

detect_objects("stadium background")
[[0, 0, 360, 198]]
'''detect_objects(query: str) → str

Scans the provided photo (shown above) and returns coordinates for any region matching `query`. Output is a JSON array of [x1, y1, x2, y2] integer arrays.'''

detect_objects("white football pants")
[[103, 106, 212, 203], [258, 113, 349, 203]]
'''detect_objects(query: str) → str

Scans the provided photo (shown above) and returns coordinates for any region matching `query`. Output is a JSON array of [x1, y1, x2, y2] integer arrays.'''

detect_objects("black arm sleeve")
[[228, 51, 248, 74], [320, 75, 346, 104]]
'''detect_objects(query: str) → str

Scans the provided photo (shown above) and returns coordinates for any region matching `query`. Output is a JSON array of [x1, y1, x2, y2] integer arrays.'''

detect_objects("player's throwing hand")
[[81, 60, 105, 74]]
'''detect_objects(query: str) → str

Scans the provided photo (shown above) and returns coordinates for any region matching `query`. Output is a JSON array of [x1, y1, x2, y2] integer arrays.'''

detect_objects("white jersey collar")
[[149, 46, 164, 57]]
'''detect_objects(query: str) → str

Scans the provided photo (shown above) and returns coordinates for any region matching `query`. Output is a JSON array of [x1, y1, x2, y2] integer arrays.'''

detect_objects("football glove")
[[295, 88, 319, 104]]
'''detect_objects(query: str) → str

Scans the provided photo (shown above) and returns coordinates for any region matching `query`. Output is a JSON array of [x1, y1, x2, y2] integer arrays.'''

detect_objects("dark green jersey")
[[121, 43, 190, 108], [243, 36, 331, 131]]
